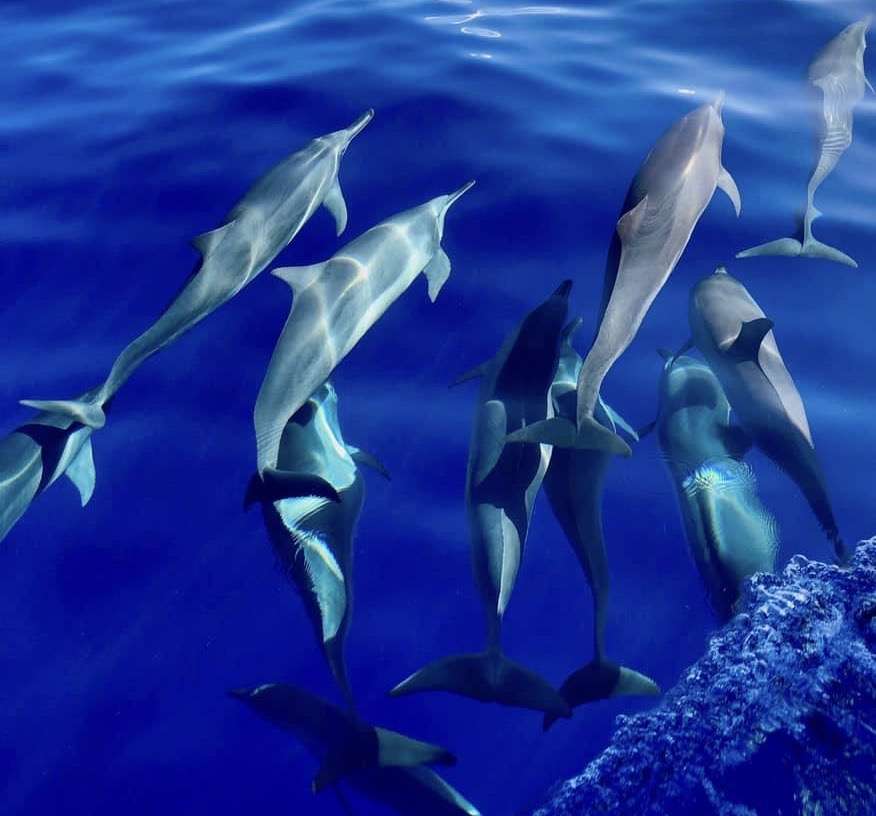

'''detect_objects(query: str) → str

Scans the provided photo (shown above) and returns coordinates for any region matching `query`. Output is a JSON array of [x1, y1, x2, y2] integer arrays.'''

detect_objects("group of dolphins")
[[2, 15, 869, 816]]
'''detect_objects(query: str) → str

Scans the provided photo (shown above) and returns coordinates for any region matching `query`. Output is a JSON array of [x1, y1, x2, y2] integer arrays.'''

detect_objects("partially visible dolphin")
[[738, 18, 871, 267], [246, 381, 388, 707], [510, 95, 740, 455], [253, 180, 475, 474], [229, 683, 479, 815], [390, 283, 573, 719], [540, 319, 659, 730], [644, 352, 778, 619], [688, 266, 846, 562], [21, 110, 374, 428]]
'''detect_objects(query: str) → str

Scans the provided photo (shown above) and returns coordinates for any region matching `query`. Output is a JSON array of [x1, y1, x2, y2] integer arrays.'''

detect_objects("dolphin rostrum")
[[21, 110, 374, 428], [687, 266, 846, 562], [390, 283, 573, 719], [642, 352, 778, 620], [229, 683, 480, 815], [738, 18, 871, 267], [253, 180, 475, 474], [245, 381, 388, 706], [540, 319, 659, 730], [510, 96, 740, 455]]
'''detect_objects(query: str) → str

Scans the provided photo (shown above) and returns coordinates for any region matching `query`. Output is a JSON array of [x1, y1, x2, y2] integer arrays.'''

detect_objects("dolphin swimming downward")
[[390, 283, 574, 719], [738, 18, 871, 267], [21, 110, 374, 429], [510, 95, 740, 455]]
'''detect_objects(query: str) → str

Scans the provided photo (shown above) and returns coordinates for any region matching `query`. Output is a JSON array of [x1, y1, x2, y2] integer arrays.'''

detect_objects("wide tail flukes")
[[736, 237, 857, 267], [506, 416, 632, 457], [20, 398, 106, 429]]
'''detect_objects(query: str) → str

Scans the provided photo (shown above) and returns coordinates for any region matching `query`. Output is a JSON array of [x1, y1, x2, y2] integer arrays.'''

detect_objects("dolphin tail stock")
[[19, 396, 106, 429], [505, 416, 632, 457], [388, 650, 571, 719], [543, 660, 661, 731]]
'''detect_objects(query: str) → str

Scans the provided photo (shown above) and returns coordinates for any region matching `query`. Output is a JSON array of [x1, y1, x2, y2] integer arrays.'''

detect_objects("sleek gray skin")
[[738, 18, 871, 267], [688, 266, 845, 562], [21, 111, 374, 430], [647, 353, 778, 620], [253, 180, 474, 474], [0, 390, 100, 544], [541, 320, 659, 730], [511, 96, 740, 456], [247, 381, 387, 708], [229, 683, 480, 814], [391, 283, 573, 718]]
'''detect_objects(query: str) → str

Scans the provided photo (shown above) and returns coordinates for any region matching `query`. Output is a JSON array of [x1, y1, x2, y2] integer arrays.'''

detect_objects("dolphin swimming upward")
[[246, 381, 388, 706], [21, 110, 374, 429], [540, 320, 659, 730], [687, 267, 846, 563], [390, 283, 573, 719], [738, 18, 871, 267], [643, 352, 778, 620], [511, 95, 740, 455], [253, 180, 475, 474], [229, 683, 480, 815]]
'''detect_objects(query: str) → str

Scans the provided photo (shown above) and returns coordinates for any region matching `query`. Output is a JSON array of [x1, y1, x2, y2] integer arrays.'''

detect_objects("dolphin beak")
[[446, 180, 476, 209], [553, 279, 573, 299], [344, 108, 374, 142], [711, 90, 726, 115]]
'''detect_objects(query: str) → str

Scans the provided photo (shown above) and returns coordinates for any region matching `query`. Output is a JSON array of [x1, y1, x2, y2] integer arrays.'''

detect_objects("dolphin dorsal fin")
[[726, 318, 774, 363], [65, 438, 96, 506], [271, 263, 326, 297], [450, 360, 491, 388], [191, 221, 236, 256], [323, 178, 348, 236], [717, 166, 742, 216], [423, 248, 451, 302], [616, 196, 649, 242]]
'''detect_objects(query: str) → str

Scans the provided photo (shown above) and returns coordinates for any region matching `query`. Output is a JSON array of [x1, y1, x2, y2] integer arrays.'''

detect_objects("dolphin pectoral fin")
[[560, 317, 583, 345], [670, 337, 694, 363], [423, 248, 451, 302], [323, 178, 348, 236], [348, 445, 390, 480], [474, 400, 507, 486], [726, 318, 774, 364], [800, 237, 858, 268], [450, 360, 490, 388], [65, 438, 96, 506], [636, 419, 657, 440], [616, 195, 649, 242], [20, 399, 106, 430], [401, 767, 483, 816], [717, 166, 742, 216], [736, 237, 803, 259], [596, 395, 639, 443], [719, 424, 752, 460], [374, 727, 456, 768], [271, 263, 326, 297], [191, 220, 236, 256], [244, 468, 341, 509]]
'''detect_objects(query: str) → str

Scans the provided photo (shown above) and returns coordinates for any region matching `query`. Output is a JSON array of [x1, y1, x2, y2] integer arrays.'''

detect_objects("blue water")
[[1, 1, 874, 814]]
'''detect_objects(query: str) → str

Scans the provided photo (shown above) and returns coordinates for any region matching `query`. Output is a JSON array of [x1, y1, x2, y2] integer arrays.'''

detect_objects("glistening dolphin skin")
[[253, 180, 475, 474], [688, 266, 846, 562], [21, 110, 374, 429], [229, 683, 480, 815], [511, 96, 740, 455], [738, 18, 871, 267], [541, 320, 659, 730], [646, 353, 778, 620], [390, 283, 573, 719], [245, 381, 388, 707]]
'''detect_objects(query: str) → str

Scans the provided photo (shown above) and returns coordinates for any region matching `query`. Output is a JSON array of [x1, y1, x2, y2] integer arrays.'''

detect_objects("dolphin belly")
[[0, 433, 43, 544]]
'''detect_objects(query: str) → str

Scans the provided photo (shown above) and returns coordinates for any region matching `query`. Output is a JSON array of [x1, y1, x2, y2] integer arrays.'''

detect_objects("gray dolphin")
[[390, 283, 573, 718], [245, 381, 387, 706], [738, 18, 871, 267], [509, 96, 740, 455], [21, 110, 374, 428], [540, 320, 659, 730], [643, 352, 778, 619], [687, 266, 845, 562], [253, 180, 475, 474], [229, 683, 480, 815]]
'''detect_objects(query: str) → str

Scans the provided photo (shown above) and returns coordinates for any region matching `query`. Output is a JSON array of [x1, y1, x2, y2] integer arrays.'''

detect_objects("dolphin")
[[738, 18, 871, 267], [253, 180, 475, 474], [229, 683, 479, 815], [643, 352, 778, 620], [20, 110, 374, 429], [540, 320, 659, 730], [245, 381, 388, 707], [0, 390, 102, 544], [390, 283, 573, 718], [509, 95, 740, 455], [687, 266, 846, 562]]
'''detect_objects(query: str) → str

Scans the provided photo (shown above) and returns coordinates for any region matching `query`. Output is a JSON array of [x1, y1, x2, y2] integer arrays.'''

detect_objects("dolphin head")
[[325, 108, 374, 155], [659, 353, 726, 415]]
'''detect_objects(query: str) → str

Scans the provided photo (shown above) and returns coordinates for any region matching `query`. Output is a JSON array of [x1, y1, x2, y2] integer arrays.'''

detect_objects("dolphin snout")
[[711, 90, 726, 115], [553, 279, 573, 299], [344, 108, 374, 141], [446, 179, 476, 207]]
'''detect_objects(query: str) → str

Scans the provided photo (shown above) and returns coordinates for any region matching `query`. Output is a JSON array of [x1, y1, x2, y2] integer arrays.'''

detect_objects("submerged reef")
[[535, 539, 876, 816]]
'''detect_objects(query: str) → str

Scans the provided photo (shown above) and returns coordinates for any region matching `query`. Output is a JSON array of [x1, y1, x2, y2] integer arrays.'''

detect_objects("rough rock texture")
[[534, 539, 876, 816]]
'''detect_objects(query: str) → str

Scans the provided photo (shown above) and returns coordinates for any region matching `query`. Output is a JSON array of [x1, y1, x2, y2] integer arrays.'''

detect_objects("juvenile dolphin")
[[510, 95, 740, 455], [738, 18, 871, 267], [540, 320, 659, 730], [390, 283, 572, 718], [687, 266, 845, 562], [246, 381, 388, 706], [253, 180, 475, 474], [643, 352, 778, 619], [229, 683, 479, 815], [21, 110, 374, 428]]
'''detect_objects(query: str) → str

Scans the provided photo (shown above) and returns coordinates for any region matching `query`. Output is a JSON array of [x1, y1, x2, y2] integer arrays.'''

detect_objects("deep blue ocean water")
[[1, 1, 874, 814]]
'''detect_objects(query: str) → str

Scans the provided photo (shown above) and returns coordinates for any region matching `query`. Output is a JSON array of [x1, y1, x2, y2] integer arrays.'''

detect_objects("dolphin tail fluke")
[[389, 651, 571, 718], [19, 398, 106, 429], [736, 237, 803, 259], [800, 237, 858, 268], [505, 416, 631, 457]]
